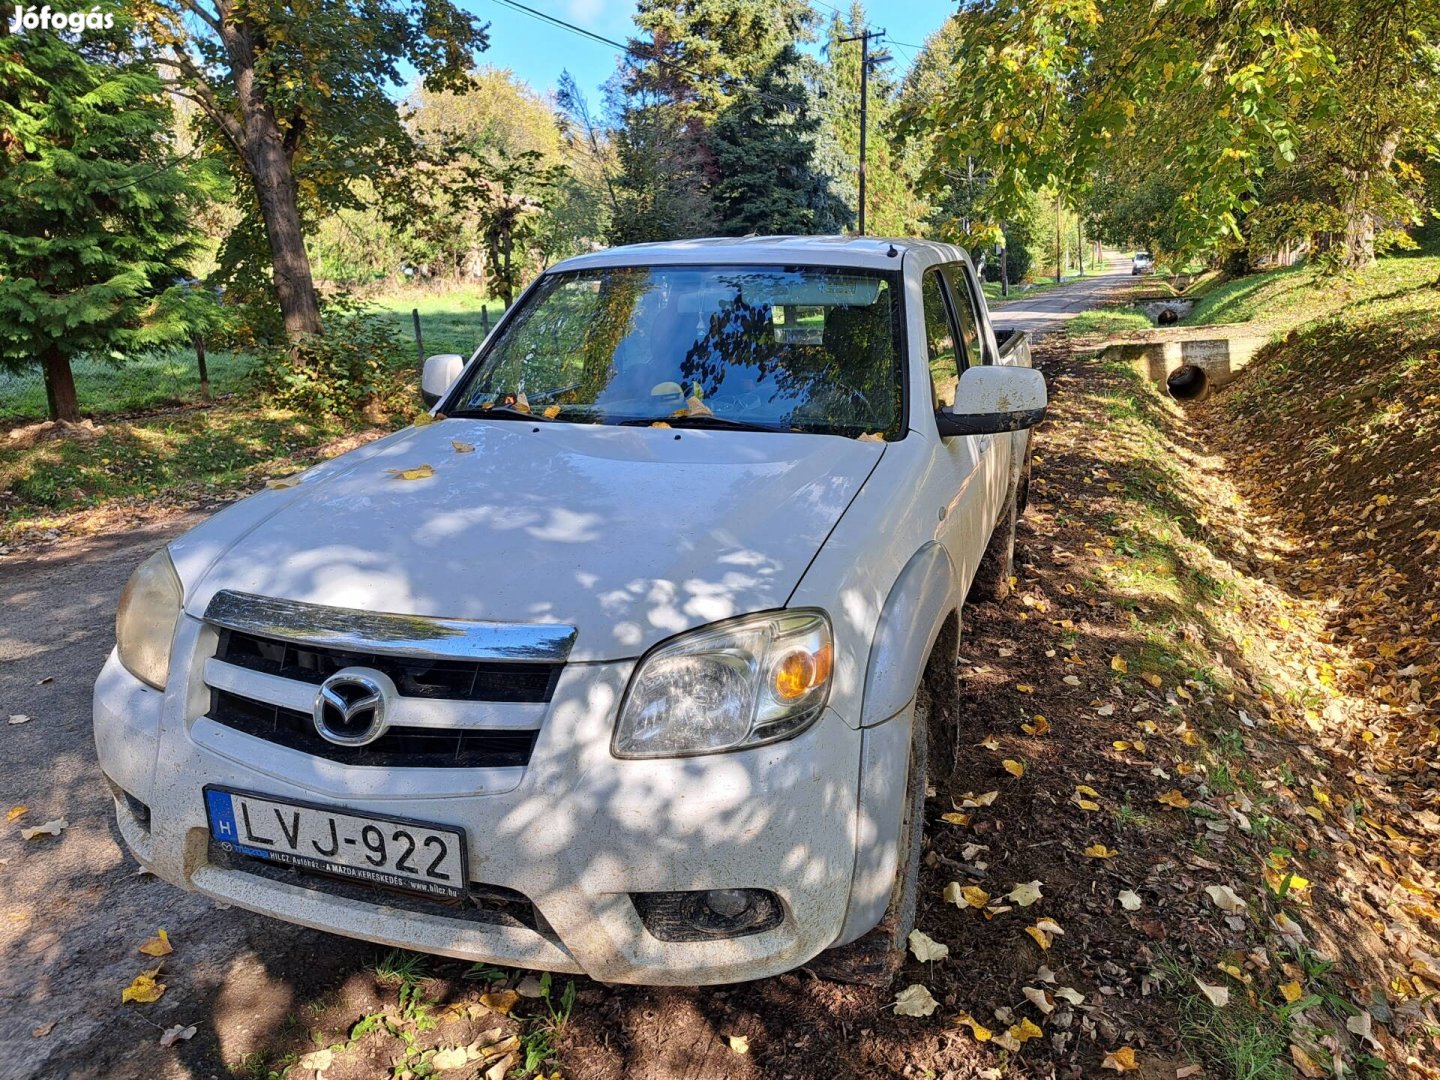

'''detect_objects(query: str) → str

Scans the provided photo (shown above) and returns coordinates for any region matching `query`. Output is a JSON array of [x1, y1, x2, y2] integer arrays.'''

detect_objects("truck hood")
[[173, 419, 884, 661]]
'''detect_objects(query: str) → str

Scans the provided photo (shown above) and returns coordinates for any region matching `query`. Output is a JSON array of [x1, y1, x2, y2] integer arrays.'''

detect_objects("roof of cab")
[[548, 235, 967, 273]]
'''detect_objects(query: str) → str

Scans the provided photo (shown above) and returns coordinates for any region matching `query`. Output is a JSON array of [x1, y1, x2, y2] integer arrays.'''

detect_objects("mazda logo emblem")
[[313, 667, 394, 747]]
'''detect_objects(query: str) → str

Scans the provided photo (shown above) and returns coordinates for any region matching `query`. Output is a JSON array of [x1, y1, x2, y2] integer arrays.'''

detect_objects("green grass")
[[1182, 252, 1440, 331], [0, 403, 403, 541], [0, 346, 259, 423], [369, 289, 508, 360], [1065, 307, 1153, 337]]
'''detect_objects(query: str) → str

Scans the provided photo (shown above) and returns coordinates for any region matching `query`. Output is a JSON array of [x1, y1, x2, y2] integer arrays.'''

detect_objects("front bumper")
[[94, 624, 865, 985]]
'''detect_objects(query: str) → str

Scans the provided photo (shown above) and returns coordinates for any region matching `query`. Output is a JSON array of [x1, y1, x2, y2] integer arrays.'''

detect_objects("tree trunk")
[[217, 5, 323, 346], [42, 344, 79, 422], [244, 123, 323, 343]]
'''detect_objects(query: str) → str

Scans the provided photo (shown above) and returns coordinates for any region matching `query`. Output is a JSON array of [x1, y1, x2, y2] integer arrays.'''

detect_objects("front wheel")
[[809, 685, 929, 986]]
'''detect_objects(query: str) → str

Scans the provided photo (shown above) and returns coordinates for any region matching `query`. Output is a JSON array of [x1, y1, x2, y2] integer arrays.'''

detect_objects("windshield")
[[446, 264, 904, 438]]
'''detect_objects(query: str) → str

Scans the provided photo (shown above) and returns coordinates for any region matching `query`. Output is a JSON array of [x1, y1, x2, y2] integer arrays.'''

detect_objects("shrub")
[[254, 306, 411, 418]]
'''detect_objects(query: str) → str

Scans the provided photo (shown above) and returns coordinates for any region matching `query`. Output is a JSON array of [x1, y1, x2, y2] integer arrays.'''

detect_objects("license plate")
[[204, 787, 467, 898]]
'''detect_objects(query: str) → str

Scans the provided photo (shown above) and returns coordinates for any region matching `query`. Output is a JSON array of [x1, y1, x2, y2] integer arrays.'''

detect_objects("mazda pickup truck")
[[95, 236, 1046, 985]]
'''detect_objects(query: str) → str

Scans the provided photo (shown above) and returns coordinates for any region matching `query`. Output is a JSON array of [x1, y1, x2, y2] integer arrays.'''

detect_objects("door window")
[[942, 265, 985, 367], [922, 268, 961, 409]]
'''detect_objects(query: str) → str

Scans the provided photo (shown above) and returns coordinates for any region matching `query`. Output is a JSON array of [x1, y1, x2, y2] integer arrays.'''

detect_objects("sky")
[[447, 0, 960, 102]]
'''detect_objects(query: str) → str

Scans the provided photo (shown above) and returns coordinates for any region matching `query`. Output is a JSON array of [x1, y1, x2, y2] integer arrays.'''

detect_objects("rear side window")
[[942, 265, 985, 368], [922, 268, 961, 408]]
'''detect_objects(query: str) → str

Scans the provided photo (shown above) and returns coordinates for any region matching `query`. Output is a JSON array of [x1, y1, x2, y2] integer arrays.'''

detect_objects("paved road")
[[0, 256, 1139, 1078], [991, 253, 1134, 338]]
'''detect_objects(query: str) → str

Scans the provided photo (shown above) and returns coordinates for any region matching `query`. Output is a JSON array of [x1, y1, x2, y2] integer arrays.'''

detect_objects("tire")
[[809, 683, 930, 987], [968, 483, 1018, 604], [1015, 438, 1035, 517]]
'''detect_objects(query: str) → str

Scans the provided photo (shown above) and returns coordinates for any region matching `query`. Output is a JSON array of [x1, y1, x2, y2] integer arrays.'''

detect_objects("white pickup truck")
[[95, 236, 1045, 985]]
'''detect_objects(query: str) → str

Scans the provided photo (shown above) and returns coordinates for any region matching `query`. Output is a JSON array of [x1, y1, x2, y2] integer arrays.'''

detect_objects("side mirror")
[[936, 366, 1048, 438], [421, 353, 465, 408]]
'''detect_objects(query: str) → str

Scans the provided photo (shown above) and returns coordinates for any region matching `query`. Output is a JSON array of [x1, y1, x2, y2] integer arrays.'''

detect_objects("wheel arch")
[[831, 543, 961, 947]]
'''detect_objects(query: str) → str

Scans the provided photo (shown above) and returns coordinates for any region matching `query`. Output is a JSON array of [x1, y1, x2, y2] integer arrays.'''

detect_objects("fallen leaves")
[[1156, 789, 1191, 809], [159, 1024, 196, 1047], [121, 968, 165, 1004], [385, 463, 435, 481], [893, 983, 939, 1017], [1001, 758, 1025, 778], [1005, 880, 1044, 907], [1024, 917, 1064, 950], [8, 714, 31, 725], [139, 929, 172, 957], [1118, 889, 1143, 911], [955, 790, 999, 808], [1021, 715, 1051, 736], [954, 1013, 992, 1041], [944, 882, 990, 909], [1193, 978, 1230, 1007], [908, 929, 949, 962], [1102, 1046, 1139, 1072], [1110, 656, 1129, 673], [1083, 843, 1117, 859], [6, 805, 27, 822], [1204, 885, 1247, 915], [20, 818, 66, 840], [450, 439, 475, 454], [728, 1034, 749, 1055]]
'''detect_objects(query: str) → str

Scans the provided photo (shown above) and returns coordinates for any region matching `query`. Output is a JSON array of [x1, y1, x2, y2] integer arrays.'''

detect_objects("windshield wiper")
[[618, 415, 778, 433], [447, 405, 553, 422]]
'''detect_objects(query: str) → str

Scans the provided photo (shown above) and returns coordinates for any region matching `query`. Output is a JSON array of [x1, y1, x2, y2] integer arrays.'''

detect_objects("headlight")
[[115, 547, 183, 689], [613, 610, 833, 758]]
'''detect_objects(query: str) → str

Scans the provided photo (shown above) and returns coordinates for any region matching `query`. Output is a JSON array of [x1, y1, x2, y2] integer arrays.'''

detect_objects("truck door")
[[941, 262, 1012, 525], [921, 264, 993, 593]]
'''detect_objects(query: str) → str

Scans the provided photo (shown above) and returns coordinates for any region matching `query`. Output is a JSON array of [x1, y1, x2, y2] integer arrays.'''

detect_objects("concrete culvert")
[[1166, 364, 1210, 402], [1157, 307, 1179, 325]]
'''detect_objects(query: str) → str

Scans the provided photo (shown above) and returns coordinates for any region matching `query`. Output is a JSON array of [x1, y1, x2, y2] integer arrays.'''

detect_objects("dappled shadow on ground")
[[7, 328, 1439, 1079]]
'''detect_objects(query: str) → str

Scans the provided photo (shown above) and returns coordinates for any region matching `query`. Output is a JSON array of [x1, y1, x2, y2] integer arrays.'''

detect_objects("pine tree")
[[0, 22, 209, 421], [709, 45, 840, 235]]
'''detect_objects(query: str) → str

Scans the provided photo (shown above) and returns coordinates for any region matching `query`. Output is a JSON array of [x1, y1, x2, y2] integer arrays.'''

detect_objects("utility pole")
[[1077, 217, 1084, 275], [1055, 199, 1062, 284], [839, 27, 885, 235]]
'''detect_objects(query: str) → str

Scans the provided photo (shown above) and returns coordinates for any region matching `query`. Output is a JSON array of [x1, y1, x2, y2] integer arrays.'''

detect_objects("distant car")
[[1132, 252, 1154, 275]]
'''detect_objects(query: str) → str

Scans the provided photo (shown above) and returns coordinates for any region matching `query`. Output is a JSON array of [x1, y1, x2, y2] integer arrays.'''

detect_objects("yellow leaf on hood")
[[1002, 759, 1025, 778], [543, 405, 561, 419], [264, 477, 299, 490], [856, 432, 885, 443], [1102, 1046, 1139, 1071], [138, 929, 172, 957], [121, 969, 166, 1004], [450, 440, 475, 454], [385, 464, 435, 481], [1084, 843, 1117, 859]]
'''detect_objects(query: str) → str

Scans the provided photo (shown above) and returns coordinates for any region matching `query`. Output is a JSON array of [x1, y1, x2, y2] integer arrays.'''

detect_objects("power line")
[[485, 0, 847, 120]]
